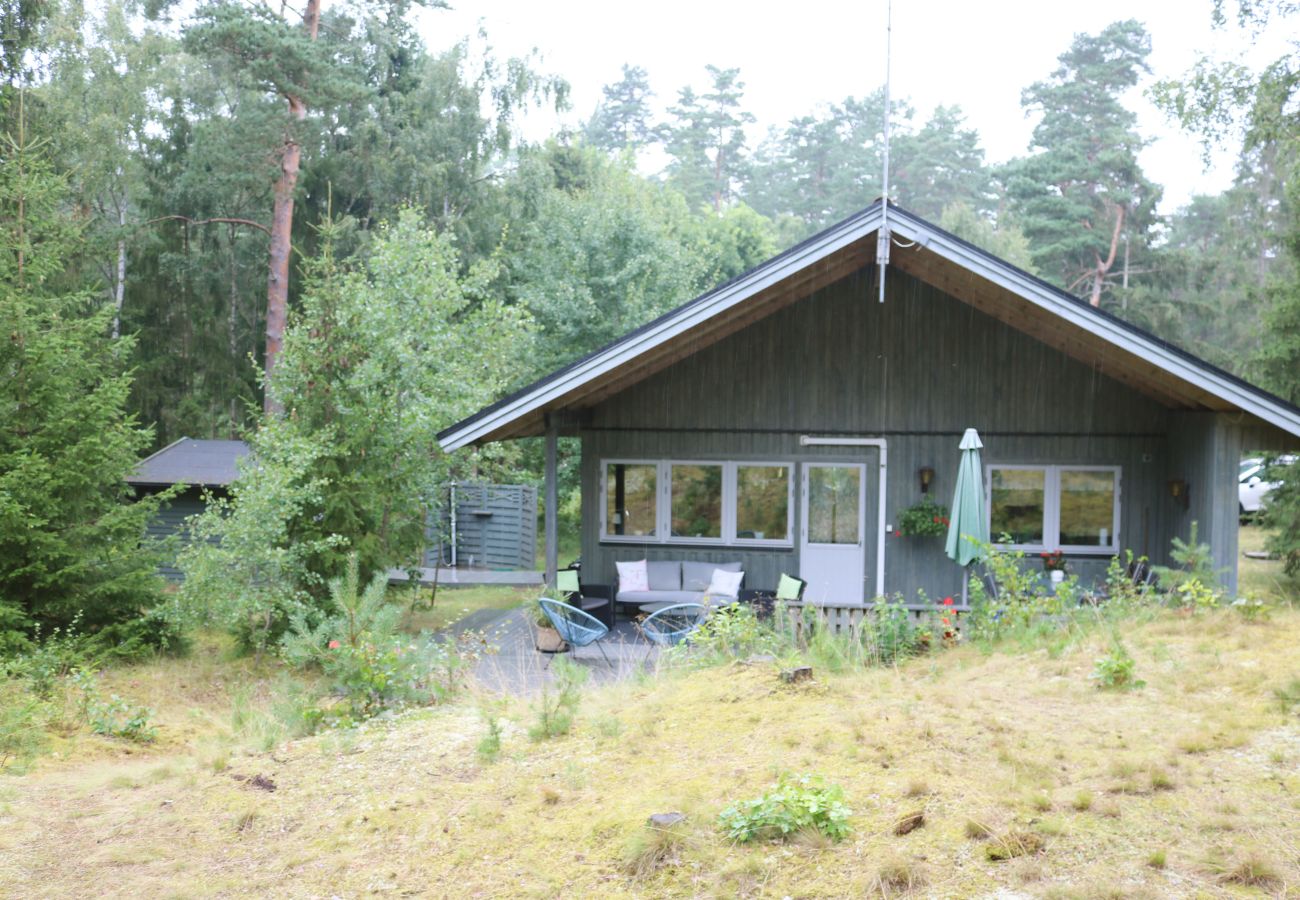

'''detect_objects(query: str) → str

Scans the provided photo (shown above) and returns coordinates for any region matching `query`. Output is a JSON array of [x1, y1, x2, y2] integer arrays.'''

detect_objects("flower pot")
[[1049, 569, 1066, 586], [534, 624, 568, 653]]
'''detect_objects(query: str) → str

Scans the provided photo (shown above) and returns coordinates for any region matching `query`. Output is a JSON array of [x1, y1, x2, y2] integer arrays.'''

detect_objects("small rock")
[[647, 812, 687, 829], [779, 666, 813, 684], [893, 810, 925, 835]]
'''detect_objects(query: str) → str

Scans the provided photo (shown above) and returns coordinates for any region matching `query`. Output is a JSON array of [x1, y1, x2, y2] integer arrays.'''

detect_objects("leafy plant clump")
[[72, 670, 156, 742], [718, 773, 852, 843], [1091, 641, 1144, 691]]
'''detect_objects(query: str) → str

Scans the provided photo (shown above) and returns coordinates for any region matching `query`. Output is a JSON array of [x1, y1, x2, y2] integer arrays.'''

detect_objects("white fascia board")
[[438, 208, 884, 451], [889, 213, 1300, 439]]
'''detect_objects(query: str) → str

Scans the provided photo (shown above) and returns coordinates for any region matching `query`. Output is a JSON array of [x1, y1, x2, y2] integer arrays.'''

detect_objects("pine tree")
[[1002, 20, 1161, 306], [585, 64, 656, 155]]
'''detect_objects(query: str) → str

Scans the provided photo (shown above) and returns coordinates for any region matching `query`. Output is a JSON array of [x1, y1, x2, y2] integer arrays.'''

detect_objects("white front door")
[[800, 463, 867, 605]]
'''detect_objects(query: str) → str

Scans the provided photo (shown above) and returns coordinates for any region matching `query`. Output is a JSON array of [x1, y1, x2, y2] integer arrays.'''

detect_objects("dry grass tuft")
[[964, 818, 994, 840], [872, 856, 926, 895], [985, 830, 1046, 861], [1214, 851, 1282, 888], [621, 823, 687, 879], [903, 778, 930, 797], [1146, 848, 1167, 869], [1069, 790, 1093, 811]]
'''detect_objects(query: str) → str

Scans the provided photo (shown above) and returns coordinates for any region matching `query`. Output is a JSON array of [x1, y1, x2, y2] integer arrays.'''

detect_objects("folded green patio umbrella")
[[945, 429, 989, 598]]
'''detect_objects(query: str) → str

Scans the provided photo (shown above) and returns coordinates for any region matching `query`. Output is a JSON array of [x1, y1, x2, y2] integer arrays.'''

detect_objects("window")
[[806, 465, 861, 545], [987, 465, 1120, 553], [735, 465, 792, 542], [605, 462, 656, 537], [670, 464, 723, 539], [601, 459, 793, 546]]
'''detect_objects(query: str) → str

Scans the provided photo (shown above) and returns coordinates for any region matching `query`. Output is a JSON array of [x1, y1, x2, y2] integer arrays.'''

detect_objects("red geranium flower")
[[328, 639, 341, 649], [943, 597, 954, 606]]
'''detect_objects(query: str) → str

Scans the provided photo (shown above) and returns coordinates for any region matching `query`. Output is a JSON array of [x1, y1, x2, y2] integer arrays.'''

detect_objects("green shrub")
[[72, 670, 156, 742], [282, 555, 476, 724], [1091, 641, 1144, 691], [0, 695, 48, 772], [681, 603, 778, 661], [1153, 521, 1224, 593], [529, 655, 586, 741], [718, 773, 852, 843]]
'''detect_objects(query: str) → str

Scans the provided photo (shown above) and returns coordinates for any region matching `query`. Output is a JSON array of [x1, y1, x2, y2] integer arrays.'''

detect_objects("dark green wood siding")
[[141, 487, 211, 581], [579, 268, 1214, 601]]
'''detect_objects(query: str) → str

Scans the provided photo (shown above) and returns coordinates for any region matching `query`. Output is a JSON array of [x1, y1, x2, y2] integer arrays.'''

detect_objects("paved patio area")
[[446, 607, 658, 694]]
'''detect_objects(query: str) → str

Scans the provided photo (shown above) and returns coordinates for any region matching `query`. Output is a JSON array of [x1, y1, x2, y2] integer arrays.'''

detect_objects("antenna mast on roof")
[[877, 0, 892, 303]]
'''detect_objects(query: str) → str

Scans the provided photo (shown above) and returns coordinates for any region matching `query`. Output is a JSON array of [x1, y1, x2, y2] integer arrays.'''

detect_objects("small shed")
[[127, 438, 250, 579], [425, 483, 538, 571]]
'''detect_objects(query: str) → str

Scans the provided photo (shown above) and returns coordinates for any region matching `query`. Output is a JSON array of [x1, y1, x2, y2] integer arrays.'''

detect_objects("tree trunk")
[[112, 205, 126, 339], [1089, 204, 1126, 308], [263, 0, 322, 415]]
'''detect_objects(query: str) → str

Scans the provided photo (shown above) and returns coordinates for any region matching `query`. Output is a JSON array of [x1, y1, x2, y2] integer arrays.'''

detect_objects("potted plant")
[[896, 496, 951, 538], [1041, 550, 1067, 586], [530, 599, 568, 653]]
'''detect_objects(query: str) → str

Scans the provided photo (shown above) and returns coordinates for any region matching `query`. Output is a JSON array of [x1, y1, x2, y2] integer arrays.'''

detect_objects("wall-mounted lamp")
[[919, 466, 935, 494], [1168, 478, 1189, 510]]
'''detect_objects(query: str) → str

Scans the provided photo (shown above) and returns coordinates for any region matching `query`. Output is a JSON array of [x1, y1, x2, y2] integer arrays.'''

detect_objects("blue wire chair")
[[640, 603, 708, 648], [537, 598, 614, 667]]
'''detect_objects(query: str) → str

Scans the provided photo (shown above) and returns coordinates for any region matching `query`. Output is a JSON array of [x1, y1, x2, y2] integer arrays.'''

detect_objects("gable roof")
[[127, 438, 250, 488], [438, 201, 1300, 450]]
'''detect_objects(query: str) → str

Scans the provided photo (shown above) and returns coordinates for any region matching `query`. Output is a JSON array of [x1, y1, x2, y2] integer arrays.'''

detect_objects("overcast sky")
[[415, 0, 1295, 215]]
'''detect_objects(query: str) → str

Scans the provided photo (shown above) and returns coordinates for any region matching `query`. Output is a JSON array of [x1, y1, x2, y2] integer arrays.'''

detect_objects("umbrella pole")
[[961, 571, 967, 608]]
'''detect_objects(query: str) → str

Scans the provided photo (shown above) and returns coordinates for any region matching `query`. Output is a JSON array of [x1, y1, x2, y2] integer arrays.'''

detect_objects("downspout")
[[799, 435, 888, 597], [449, 482, 457, 568]]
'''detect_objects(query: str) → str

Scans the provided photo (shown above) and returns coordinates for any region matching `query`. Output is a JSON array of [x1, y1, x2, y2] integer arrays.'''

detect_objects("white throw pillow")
[[706, 568, 744, 599], [615, 559, 649, 592]]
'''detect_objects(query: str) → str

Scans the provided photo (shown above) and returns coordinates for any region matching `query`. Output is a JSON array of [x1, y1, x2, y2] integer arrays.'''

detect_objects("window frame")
[[600, 458, 661, 541], [985, 463, 1121, 556], [599, 458, 795, 548]]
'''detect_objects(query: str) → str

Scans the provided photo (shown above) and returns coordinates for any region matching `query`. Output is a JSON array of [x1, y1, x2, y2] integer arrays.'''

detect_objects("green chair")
[[557, 568, 613, 627]]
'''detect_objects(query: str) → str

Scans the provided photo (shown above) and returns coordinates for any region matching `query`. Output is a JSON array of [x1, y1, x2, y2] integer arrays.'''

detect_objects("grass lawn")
[[399, 583, 534, 633], [1237, 523, 1290, 602], [2, 595, 1298, 897]]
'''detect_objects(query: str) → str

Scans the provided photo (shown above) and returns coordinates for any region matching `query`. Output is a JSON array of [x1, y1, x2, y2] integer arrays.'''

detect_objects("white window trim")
[[667, 460, 728, 545], [732, 462, 797, 547], [600, 459, 660, 542], [600, 459, 795, 547], [986, 464, 1121, 556]]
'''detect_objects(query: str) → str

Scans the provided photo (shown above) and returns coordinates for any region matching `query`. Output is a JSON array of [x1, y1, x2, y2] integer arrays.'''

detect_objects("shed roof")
[[127, 438, 250, 488], [438, 201, 1300, 450]]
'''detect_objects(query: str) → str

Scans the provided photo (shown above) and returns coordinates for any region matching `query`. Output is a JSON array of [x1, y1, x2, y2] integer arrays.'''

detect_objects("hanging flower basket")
[[896, 497, 951, 537]]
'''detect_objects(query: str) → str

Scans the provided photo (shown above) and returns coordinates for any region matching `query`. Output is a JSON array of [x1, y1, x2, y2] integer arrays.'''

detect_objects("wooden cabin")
[[438, 202, 1300, 604], [127, 438, 249, 579]]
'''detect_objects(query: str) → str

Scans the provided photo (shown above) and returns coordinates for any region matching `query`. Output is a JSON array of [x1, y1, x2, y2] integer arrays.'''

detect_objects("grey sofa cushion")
[[681, 560, 742, 592], [646, 560, 682, 591], [616, 590, 704, 607]]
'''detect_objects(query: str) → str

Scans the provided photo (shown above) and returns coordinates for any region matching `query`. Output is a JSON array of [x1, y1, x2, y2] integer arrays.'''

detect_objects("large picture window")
[[987, 465, 1120, 553], [670, 464, 723, 539], [601, 459, 793, 546]]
